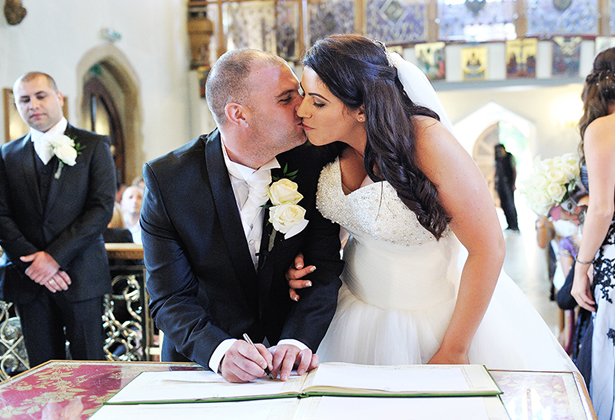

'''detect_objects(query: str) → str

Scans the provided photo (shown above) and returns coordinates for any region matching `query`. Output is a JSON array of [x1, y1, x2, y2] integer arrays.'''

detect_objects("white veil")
[[389, 52, 454, 134]]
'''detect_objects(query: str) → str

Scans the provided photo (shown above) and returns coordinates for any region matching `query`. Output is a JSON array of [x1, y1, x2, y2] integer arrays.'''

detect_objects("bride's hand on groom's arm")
[[286, 253, 316, 302], [271, 345, 318, 381]]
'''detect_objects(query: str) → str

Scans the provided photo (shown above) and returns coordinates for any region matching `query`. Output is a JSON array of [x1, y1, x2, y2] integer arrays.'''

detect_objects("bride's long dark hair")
[[302, 34, 450, 239]]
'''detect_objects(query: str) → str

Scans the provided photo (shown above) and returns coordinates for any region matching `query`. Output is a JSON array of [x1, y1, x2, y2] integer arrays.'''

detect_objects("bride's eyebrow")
[[300, 83, 330, 103]]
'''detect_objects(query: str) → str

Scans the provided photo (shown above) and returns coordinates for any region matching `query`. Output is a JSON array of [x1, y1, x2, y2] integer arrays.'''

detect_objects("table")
[[0, 361, 596, 419]]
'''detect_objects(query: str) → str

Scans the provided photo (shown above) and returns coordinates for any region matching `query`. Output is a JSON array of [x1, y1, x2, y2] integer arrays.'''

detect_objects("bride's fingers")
[[288, 279, 312, 301], [288, 279, 312, 289], [286, 265, 316, 282]]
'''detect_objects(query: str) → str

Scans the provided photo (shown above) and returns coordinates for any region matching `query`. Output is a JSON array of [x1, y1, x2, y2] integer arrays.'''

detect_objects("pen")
[[243, 333, 274, 379]]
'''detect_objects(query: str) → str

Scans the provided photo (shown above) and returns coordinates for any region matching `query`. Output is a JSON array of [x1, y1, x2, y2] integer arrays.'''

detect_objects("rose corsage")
[[265, 168, 309, 251], [48, 135, 85, 179]]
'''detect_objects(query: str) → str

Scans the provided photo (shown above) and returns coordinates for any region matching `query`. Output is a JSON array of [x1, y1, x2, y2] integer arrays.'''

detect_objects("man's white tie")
[[241, 169, 272, 267]]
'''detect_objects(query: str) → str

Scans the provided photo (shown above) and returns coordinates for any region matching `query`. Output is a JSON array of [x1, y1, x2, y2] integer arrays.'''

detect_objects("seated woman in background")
[[120, 186, 144, 245]]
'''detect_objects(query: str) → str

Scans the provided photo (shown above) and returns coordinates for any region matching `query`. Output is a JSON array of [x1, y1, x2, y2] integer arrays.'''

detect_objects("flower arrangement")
[[48, 135, 84, 179], [521, 153, 581, 216]]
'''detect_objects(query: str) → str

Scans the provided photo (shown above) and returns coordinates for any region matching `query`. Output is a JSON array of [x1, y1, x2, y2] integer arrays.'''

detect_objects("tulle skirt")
[[317, 235, 578, 372]]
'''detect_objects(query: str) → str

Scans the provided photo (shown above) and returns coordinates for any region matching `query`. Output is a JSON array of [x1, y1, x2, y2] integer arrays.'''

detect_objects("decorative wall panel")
[[525, 0, 597, 36], [225, 1, 277, 52], [438, 0, 516, 41], [309, 1, 355, 45], [366, 0, 427, 44]]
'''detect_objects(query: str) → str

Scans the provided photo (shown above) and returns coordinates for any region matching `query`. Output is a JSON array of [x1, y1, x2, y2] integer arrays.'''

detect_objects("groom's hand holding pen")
[[219, 334, 274, 383], [243, 333, 275, 379]]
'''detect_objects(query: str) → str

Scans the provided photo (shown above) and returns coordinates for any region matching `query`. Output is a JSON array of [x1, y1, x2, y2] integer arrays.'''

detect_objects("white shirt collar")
[[30, 117, 68, 165], [220, 138, 280, 182]]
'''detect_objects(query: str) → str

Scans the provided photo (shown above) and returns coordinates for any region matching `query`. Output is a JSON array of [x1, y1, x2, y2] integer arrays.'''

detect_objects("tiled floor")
[[497, 196, 561, 335]]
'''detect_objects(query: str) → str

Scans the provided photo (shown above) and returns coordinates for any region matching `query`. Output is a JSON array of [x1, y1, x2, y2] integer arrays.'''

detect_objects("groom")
[[141, 49, 343, 383]]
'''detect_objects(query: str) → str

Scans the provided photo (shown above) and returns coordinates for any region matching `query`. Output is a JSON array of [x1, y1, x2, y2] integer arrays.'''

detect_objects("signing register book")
[[92, 363, 510, 419]]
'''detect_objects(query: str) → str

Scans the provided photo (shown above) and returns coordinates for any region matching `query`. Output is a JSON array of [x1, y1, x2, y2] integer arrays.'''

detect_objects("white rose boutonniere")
[[268, 178, 303, 206], [49, 135, 85, 179], [266, 166, 309, 251]]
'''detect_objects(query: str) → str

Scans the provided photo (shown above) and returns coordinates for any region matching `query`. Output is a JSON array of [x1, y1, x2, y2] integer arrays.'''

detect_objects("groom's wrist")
[[209, 338, 237, 373]]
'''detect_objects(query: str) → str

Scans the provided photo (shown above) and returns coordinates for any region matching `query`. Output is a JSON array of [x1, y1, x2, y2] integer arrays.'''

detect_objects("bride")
[[289, 34, 576, 371]]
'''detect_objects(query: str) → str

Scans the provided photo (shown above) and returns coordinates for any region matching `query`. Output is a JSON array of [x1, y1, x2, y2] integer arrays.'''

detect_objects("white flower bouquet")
[[520, 153, 581, 216]]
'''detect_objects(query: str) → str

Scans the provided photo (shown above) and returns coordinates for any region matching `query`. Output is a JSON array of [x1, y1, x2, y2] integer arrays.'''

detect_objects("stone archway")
[[76, 44, 144, 186], [453, 102, 535, 209]]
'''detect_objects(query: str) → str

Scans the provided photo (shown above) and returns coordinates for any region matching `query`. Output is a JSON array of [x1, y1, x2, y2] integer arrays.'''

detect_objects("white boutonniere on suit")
[[265, 166, 309, 251], [48, 135, 84, 179]]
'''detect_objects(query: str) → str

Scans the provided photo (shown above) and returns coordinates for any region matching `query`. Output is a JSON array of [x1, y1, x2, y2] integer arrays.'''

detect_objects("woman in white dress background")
[[289, 34, 576, 371]]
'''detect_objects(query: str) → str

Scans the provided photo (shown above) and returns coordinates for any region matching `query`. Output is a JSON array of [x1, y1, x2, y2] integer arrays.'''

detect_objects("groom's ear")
[[225, 102, 249, 128]]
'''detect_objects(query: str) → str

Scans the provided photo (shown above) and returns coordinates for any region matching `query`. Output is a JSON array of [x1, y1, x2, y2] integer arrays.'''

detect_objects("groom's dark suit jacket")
[[142, 129, 344, 368], [0, 124, 115, 304]]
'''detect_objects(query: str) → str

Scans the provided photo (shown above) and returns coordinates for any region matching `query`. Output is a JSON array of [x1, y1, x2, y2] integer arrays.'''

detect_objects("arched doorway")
[[472, 121, 533, 207], [76, 45, 143, 188], [83, 76, 125, 184]]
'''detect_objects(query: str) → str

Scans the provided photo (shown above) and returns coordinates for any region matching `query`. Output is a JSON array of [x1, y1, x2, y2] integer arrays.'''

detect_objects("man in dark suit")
[[142, 49, 343, 383], [0, 72, 116, 366]]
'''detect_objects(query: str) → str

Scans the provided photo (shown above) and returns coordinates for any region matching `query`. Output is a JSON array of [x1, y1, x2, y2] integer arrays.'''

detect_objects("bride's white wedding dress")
[[316, 158, 577, 371]]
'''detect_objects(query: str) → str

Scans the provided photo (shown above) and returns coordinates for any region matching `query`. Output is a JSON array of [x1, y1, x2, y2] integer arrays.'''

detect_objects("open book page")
[[91, 398, 300, 420], [105, 363, 500, 405], [105, 370, 308, 404], [92, 395, 509, 420], [302, 363, 501, 396], [294, 396, 510, 420]]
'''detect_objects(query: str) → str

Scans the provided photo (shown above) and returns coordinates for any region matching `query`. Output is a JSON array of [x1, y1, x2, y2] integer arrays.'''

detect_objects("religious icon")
[[552, 37, 582, 77], [415, 42, 446, 81], [506, 38, 537, 78], [461, 47, 486, 81]]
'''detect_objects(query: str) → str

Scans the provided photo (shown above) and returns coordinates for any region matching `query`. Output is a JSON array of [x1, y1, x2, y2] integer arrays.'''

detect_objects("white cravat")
[[29, 117, 68, 165], [221, 142, 280, 268]]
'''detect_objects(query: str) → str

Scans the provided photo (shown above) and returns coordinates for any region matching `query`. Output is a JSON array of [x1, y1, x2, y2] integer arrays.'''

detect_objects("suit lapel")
[[18, 134, 45, 216], [44, 125, 75, 216], [204, 131, 260, 304], [256, 166, 286, 306]]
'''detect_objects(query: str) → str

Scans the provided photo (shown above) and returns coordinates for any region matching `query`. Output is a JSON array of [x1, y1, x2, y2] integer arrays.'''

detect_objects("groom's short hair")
[[206, 49, 287, 126]]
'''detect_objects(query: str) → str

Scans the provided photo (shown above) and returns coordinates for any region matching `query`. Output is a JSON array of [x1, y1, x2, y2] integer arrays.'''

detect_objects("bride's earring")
[[358, 117, 364, 122]]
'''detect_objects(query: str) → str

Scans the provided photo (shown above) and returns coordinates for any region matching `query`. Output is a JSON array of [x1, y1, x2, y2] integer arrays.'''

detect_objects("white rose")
[[546, 182, 566, 202], [268, 179, 303, 206], [529, 190, 554, 216], [525, 172, 549, 190], [546, 167, 566, 184], [269, 203, 306, 234], [50, 135, 78, 166]]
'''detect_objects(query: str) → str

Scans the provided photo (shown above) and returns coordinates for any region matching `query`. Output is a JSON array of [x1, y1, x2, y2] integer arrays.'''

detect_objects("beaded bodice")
[[315, 158, 459, 310], [316, 158, 450, 247]]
